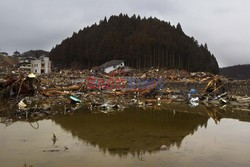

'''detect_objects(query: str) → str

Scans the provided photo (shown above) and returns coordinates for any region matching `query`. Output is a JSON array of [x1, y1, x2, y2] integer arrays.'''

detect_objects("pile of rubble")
[[0, 68, 249, 121], [104, 68, 219, 83]]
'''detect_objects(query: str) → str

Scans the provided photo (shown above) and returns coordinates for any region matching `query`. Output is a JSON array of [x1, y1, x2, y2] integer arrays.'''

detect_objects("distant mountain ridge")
[[50, 14, 219, 73], [21, 50, 49, 58], [220, 64, 250, 80]]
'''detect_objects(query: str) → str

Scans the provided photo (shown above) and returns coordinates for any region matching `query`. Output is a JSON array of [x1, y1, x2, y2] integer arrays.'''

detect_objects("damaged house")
[[99, 60, 125, 73], [17, 55, 51, 74], [18, 57, 36, 72], [31, 56, 51, 74]]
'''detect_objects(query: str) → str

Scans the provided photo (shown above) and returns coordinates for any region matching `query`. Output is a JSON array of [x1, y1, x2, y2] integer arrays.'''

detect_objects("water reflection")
[[1, 104, 250, 167], [52, 107, 209, 156]]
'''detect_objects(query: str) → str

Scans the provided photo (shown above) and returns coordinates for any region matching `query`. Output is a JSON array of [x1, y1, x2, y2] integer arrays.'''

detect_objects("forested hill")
[[49, 14, 219, 74], [21, 50, 49, 58], [220, 64, 250, 80]]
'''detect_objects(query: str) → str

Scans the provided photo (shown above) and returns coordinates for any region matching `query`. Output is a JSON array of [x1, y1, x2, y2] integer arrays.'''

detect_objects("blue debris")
[[189, 89, 197, 95]]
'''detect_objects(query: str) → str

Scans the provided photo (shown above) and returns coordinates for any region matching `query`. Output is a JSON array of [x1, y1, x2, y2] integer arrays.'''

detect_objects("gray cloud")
[[0, 0, 249, 67]]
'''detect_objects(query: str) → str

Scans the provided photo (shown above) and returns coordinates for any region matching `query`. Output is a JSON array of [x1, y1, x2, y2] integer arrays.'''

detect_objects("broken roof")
[[99, 60, 124, 69]]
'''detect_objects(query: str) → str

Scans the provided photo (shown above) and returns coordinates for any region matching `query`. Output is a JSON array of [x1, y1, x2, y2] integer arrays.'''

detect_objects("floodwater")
[[1, 106, 250, 167]]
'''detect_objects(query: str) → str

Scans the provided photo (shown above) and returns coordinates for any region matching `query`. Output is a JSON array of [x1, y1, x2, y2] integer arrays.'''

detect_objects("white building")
[[31, 56, 51, 74], [99, 60, 125, 73]]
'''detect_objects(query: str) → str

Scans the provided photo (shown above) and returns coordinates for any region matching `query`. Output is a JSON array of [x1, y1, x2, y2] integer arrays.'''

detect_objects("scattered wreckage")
[[0, 67, 250, 121]]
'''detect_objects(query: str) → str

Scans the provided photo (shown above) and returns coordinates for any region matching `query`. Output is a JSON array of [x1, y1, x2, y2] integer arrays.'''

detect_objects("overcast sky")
[[0, 0, 249, 67]]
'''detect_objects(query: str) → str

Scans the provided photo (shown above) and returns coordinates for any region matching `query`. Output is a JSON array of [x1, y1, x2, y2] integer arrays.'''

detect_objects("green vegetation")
[[50, 14, 219, 73]]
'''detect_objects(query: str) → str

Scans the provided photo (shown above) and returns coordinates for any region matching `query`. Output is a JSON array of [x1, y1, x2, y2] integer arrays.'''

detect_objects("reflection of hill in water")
[[52, 108, 209, 156]]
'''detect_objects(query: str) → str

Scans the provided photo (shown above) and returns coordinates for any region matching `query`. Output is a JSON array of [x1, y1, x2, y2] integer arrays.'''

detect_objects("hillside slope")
[[220, 64, 250, 80], [50, 14, 219, 73]]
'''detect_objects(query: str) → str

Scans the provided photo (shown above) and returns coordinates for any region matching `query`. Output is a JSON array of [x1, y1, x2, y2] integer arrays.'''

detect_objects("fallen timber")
[[0, 68, 249, 121]]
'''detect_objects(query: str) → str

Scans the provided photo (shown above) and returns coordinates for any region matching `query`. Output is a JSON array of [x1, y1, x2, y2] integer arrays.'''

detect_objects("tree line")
[[50, 14, 219, 74], [220, 64, 250, 80]]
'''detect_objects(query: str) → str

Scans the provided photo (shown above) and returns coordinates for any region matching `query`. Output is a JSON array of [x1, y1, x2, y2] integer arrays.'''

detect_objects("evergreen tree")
[[49, 14, 219, 74], [176, 23, 183, 32]]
